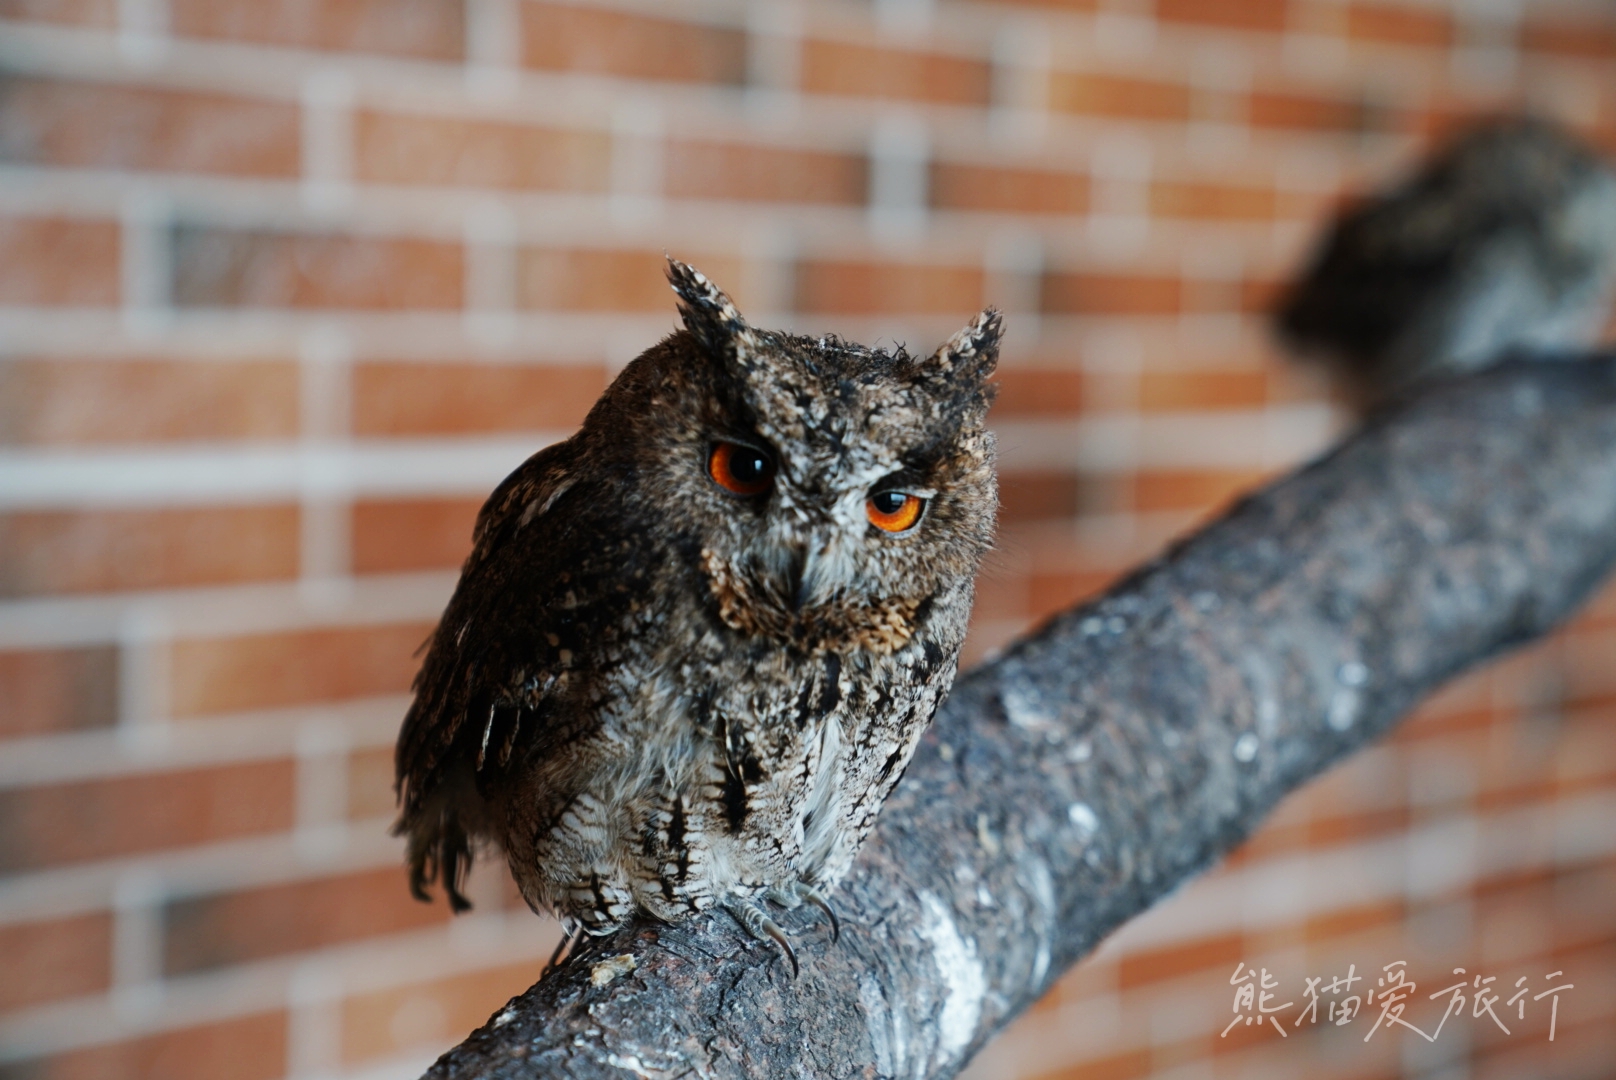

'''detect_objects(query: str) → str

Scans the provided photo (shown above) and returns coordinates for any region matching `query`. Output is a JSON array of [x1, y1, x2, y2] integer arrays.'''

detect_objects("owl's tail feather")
[[399, 780, 476, 913]]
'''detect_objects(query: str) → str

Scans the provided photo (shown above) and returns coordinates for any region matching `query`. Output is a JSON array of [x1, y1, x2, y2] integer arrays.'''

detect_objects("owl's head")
[[584, 259, 1001, 654]]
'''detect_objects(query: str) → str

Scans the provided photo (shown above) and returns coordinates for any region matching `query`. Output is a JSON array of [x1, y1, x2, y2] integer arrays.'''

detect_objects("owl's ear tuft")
[[909, 307, 1003, 388], [667, 257, 757, 360]]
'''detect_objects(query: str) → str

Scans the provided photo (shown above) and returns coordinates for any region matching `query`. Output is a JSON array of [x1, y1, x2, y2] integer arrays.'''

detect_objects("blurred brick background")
[[1, 1, 1614, 1078]]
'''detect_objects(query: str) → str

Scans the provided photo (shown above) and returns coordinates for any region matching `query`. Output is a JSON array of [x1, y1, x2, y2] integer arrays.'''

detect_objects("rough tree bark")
[[421, 352, 1616, 1079]]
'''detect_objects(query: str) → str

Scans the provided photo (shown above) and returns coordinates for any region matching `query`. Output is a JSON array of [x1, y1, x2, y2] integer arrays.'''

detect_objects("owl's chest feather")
[[504, 582, 968, 930]]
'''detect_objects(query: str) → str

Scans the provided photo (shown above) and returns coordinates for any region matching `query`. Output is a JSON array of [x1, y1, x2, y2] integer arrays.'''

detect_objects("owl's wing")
[[393, 437, 596, 909]]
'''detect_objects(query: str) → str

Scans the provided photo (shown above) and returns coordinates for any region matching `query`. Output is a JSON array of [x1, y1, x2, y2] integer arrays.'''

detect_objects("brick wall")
[[1, 1, 1613, 1078]]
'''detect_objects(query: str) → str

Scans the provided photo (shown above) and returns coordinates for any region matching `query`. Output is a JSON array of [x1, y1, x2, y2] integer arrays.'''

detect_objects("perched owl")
[[1278, 117, 1616, 400], [394, 259, 1001, 972]]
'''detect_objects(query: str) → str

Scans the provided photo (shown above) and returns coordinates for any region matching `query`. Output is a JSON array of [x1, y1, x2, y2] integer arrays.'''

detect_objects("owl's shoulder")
[[395, 436, 661, 811]]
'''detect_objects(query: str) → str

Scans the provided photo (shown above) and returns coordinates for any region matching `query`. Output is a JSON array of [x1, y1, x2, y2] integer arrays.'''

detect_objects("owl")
[[394, 259, 1001, 972], [1277, 117, 1616, 401]]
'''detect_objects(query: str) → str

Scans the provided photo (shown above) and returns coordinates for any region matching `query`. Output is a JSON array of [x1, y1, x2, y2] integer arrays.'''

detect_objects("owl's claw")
[[798, 885, 840, 944], [725, 899, 798, 978], [769, 881, 840, 944], [542, 920, 583, 978]]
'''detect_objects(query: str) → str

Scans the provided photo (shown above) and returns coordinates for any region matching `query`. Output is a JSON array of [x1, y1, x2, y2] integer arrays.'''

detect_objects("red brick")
[[991, 370, 1086, 418], [1049, 73, 1191, 122], [1476, 772, 1559, 812], [169, 623, 432, 717], [1024, 571, 1116, 617], [347, 743, 396, 819], [801, 40, 992, 106], [1138, 369, 1269, 411], [11, 1013, 287, 1080], [0, 78, 299, 178], [1572, 577, 1616, 626], [0, 359, 299, 446], [1521, 16, 1616, 60], [343, 962, 543, 1063], [1133, 469, 1268, 513], [1239, 274, 1287, 316], [171, 227, 463, 310], [665, 141, 868, 205], [0, 505, 301, 597], [1306, 805, 1411, 846], [1151, 179, 1278, 221], [521, 3, 746, 84], [0, 760, 293, 871], [968, 0, 1097, 9], [1221, 811, 1309, 865], [0, 912, 112, 1011], [1155, 0, 1289, 32], [0, 0, 115, 26], [517, 249, 744, 312], [1347, 3, 1452, 47], [1025, 1048, 1152, 1080], [164, 866, 448, 975], [1248, 90, 1371, 133], [351, 497, 480, 575], [1475, 865, 1559, 904], [970, 568, 1029, 621], [1041, 271, 1181, 316], [0, 216, 118, 305], [1403, 702, 1494, 741], [352, 361, 606, 436], [354, 111, 612, 192], [794, 260, 983, 315], [1118, 931, 1245, 989], [999, 471, 1083, 523], [1036, 954, 1116, 1015], [0, 645, 119, 739], [169, 0, 463, 59], [1303, 899, 1405, 944], [931, 162, 1089, 215]]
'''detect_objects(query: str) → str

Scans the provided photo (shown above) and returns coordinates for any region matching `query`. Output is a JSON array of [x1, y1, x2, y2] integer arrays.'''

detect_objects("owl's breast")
[[502, 573, 974, 928]]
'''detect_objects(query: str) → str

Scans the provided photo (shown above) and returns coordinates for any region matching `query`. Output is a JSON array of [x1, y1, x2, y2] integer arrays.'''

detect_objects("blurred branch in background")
[[423, 122, 1616, 1078]]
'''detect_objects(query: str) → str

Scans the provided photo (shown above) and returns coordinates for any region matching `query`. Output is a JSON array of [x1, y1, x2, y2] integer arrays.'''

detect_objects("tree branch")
[[423, 355, 1616, 1079]]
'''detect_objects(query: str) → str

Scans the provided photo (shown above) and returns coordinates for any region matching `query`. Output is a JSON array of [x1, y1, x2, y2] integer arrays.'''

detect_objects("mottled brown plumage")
[[394, 260, 1001, 963]]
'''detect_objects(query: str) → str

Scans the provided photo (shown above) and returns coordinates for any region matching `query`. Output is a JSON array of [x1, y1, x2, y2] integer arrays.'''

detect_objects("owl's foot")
[[541, 920, 583, 979], [766, 881, 840, 944], [724, 899, 798, 979]]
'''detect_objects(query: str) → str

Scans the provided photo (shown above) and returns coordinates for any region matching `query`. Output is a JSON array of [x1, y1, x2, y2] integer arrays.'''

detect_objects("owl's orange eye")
[[866, 490, 924, 533], [708, 442, 775, 497]]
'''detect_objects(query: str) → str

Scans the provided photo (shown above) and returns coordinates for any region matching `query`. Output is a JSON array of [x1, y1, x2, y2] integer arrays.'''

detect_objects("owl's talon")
[[542, 921, 583, 978], [726, 900, 799, 978], [797, 884, 840, 944], [771, 882, 840, 944]]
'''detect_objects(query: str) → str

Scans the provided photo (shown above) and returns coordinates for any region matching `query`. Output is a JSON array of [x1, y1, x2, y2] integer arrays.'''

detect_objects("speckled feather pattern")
[[394, 260, 1001, 935]]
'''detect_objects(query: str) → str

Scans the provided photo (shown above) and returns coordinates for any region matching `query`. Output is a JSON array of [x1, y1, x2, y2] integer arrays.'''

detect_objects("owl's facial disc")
[[658, 259, 999, 647], [747, 456, 935, 613]]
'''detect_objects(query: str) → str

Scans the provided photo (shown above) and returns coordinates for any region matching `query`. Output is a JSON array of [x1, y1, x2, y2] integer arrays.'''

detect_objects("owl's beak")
[[790, 552, 813, 611], [781, 544, 810, 612], [789, 531, 849, 611]]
